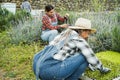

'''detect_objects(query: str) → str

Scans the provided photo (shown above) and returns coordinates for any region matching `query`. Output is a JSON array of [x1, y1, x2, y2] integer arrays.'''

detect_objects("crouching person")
[[35, 18, 110, 80]]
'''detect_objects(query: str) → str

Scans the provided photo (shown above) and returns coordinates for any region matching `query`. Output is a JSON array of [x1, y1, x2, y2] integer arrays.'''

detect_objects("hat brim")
[[69, 26, 96, 34]]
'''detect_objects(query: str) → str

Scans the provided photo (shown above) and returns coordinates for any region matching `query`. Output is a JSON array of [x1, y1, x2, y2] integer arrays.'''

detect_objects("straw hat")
[[69, 18, 96, 33]]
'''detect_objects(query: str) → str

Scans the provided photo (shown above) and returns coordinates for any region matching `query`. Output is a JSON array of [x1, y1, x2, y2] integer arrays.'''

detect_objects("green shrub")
[[0, 4, 30, 32], [12, 9, 31, 26], [0, 6, 14, 32], [117, 11, 120, 23]]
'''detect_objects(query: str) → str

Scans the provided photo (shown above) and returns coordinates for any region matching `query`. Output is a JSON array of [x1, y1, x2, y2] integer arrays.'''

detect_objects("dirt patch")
[[0, 69, 6, 80]]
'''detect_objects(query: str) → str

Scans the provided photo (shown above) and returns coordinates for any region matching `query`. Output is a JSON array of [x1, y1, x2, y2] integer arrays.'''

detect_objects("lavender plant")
[[9, 19, 42, 44], [111, 24, 120, 52]]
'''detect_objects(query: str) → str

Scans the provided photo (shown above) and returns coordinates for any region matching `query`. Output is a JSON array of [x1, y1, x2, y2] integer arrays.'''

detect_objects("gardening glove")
[[99, 67, 111, 74], [64, 13, 69, 23], [65, 13, 69, 17], [88, 64, 96, 71], [60, 24, 68, 28]]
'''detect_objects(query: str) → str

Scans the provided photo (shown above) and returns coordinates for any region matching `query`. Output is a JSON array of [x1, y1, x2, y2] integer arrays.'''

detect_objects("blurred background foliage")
[[0, 5, 29, 32], [0, 0, 120, 11]]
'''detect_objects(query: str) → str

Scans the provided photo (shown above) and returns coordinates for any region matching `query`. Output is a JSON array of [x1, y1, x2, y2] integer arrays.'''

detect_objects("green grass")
[[97, 51, 120, 64], [0, 43, 44, 80], [85, 51, 120, 80], [0, 31, 44, 80], [0, 31, 120, 80]]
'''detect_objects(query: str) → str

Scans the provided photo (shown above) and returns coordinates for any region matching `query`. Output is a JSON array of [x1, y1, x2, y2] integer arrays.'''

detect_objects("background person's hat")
[[69, 18, 96, 33]]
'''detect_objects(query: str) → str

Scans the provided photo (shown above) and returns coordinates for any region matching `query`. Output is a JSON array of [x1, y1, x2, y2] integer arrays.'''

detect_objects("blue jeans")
[[39, 53, 88, 80], [41, 30, 58, 42]]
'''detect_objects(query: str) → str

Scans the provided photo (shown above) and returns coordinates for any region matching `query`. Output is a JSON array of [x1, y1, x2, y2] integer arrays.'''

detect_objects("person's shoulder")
[[70, 30, 84, 41], [71, 30, 78, 35]]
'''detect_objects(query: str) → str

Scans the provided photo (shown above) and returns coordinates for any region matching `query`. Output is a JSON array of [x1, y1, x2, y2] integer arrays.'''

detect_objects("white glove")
[[100, 67, 111, 73], [88, 64, 96, 71]]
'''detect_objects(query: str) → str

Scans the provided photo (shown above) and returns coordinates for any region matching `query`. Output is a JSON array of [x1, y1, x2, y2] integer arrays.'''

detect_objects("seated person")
[[41, 4, 68, 43]]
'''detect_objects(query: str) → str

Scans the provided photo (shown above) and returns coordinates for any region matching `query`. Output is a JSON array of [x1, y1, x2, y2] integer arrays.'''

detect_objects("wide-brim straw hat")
[[69, 18, 96, 33]]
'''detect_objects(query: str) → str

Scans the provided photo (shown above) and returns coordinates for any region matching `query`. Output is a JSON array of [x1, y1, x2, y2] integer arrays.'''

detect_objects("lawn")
[[0, 31, 120, 80], [85, 51, 120, 80]]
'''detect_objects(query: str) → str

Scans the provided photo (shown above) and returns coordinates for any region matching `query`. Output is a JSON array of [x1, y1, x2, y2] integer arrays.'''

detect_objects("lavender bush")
[[9, 19, 42, 44]]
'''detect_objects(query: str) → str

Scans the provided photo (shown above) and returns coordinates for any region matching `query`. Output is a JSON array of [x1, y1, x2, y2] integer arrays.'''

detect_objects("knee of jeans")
[[52, 30, 58, 35]]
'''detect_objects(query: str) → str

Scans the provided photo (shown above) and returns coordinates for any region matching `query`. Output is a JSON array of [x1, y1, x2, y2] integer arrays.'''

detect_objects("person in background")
[[21, 0, 31, 15], [41, 4, 69, 43], [39, 18, 111, 80]]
